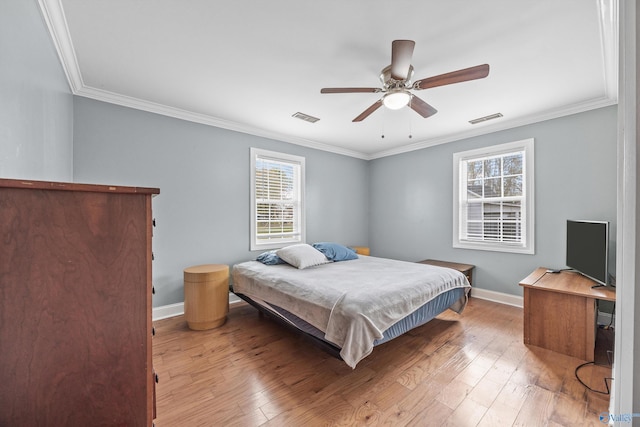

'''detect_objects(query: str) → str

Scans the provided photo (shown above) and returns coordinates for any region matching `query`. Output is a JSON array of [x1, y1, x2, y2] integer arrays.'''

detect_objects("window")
[[453, 139, 534, 254], [250, 148, 305, 251]]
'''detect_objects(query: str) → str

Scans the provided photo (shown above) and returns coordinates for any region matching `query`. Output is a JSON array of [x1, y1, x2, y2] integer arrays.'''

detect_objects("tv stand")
[[519, 267, 615, 361]]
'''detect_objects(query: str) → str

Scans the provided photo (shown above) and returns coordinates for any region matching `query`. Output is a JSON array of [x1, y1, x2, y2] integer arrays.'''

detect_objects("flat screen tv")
[[566, 219, 610, 286]]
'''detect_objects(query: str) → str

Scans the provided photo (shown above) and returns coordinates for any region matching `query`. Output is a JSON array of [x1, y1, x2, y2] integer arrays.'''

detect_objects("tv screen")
[[566, 220, 609, 286]]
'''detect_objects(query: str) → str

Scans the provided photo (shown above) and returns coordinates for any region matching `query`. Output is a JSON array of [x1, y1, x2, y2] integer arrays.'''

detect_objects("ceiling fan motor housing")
[[380, 64, 414, 88]]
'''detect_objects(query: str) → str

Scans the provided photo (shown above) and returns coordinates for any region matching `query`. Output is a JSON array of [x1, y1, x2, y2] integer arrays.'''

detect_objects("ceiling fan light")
[[383, 90, 411, 110]]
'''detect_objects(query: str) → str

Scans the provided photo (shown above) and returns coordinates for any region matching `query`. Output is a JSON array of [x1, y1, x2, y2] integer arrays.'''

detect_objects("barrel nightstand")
[[183, 264, 229, 330]]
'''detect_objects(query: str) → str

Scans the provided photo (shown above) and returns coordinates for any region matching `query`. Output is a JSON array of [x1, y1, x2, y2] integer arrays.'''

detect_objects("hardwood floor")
[[152, 297, 611, 426]]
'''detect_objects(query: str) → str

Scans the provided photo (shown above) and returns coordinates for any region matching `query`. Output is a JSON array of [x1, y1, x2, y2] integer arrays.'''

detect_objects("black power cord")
[[575, 350, 614, 395], [575, 361, 612, 395], [607, 303, 616, 329]]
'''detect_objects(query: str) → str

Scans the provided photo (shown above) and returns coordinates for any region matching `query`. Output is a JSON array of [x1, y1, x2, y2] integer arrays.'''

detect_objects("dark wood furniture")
[[0, 178, 159, 426], [417, 259, 475, 285], [519, 267, 616, 361]]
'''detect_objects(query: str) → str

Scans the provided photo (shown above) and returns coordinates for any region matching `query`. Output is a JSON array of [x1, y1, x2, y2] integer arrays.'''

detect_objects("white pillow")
[[276, 244, 330, 269]]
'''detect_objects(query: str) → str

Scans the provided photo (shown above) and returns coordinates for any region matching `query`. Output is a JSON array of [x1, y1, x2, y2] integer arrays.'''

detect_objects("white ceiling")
[[40, 0, 617, 160]]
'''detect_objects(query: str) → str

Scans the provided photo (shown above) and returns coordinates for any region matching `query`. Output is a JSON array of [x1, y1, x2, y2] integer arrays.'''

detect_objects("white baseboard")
[[152, 290, 613, 324], [470, 288, 615, 327], [153, 291, 524, 320], [152, 302, 184, 321], [470, 287, 523, 308], [153, 290, 524, 321], [152, 298, 245, 321]]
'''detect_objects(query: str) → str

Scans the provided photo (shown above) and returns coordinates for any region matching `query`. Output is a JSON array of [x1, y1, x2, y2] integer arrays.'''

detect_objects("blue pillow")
[[312, 242, 358, 262], [256, 250, 285, 265]]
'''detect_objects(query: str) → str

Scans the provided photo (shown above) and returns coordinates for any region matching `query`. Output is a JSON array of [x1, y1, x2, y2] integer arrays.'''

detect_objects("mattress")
[[237, 287, 466, 346], [232, 256, 470, 368]]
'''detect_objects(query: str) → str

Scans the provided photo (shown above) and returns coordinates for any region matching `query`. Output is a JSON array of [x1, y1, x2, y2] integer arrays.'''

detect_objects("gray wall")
[[369, 106, 618, 296], [72, 97, 370, 306], [1, 0, 618, 306], [3, 0, 635, 413], [0, 0, 73, 181]]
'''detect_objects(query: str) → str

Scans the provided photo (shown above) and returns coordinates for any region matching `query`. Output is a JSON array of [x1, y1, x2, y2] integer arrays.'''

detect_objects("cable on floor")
[[574, 361, 612, 395]]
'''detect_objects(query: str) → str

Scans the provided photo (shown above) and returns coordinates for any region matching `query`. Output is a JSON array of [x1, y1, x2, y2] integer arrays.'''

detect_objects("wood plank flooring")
[[152, 297, 611, 426]]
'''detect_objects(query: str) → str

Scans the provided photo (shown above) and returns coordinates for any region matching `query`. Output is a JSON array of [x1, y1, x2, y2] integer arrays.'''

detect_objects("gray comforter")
[[232, 256, 470, 368]]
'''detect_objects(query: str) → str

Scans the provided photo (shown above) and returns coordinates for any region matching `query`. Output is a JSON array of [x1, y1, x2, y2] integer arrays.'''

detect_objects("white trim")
[[38, 1, 618, 162], [598, 0, 619, 100], [250, 148, 306, 251], [469, 288, 614, 327], [36, 0, 369, 160], [470, 288, 523, 308], [77, 86, 371, 160], [73, 85, 620, 163], [37, 0, 83, 92], [612, 0, 635, 419], [152, 291, 525, 319], [152, 302, 184, 321], [453, 139, 535, 254], [152, 298, 245, 321], [368, 97, 616, 160], [150, 291, 612, 325]]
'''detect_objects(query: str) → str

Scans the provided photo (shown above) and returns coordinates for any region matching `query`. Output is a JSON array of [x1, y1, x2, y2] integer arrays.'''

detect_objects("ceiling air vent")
[[469, 112, 503, 124], [292, 112, 320, 123]]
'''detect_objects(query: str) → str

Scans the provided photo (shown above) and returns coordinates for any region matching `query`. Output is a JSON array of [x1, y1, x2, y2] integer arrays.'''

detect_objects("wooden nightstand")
[[351, 246, 370, 256], [417, 259, 474, 285], [184, 264, 229, 330]]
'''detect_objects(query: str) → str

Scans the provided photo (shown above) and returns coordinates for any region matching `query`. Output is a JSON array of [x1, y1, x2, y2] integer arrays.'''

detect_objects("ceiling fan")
[[321, 40, 490, 122]]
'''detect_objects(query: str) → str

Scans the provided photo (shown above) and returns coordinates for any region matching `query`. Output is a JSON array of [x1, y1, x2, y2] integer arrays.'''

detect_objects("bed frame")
[[233, 291, 343, 359]]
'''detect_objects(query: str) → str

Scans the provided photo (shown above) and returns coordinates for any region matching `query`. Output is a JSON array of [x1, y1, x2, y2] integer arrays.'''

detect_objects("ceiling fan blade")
[[353, 100, 383, 122], [321, 87, 381, 94], [413, 64, 490, 90], [390, 40, 415, 80], [409, 95, 438, 118]]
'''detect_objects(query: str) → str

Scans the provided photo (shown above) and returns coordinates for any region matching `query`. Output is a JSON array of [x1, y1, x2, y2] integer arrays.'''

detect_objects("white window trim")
[[250, 148, 306, 251], [452, 138, 535, 254]]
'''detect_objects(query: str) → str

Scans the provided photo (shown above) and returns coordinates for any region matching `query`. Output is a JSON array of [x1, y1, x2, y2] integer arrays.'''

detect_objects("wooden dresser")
[[0, 179, 159, 426]]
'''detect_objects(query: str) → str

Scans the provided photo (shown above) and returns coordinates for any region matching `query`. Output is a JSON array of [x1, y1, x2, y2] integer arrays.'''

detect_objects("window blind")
[[461, 151, 525, 245], [251, 148, 305, 250], [453, 138, 534, 254]]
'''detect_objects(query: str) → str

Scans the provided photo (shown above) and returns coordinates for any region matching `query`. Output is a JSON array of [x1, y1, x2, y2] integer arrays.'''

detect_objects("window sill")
[[454, 240, 534, 254], [251, 240, 302, 252]]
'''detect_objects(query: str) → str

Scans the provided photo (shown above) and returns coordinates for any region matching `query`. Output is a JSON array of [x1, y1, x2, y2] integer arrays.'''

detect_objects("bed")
[[231, 244, 471, 368]]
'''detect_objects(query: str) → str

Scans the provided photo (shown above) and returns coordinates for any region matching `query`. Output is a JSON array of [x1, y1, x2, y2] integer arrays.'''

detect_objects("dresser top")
[[0, 178, 159, 195]]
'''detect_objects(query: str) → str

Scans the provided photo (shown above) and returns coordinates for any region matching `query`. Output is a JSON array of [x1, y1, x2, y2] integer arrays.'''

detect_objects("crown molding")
[[75, 88, 618, 162], [367, 96, 618, 160], [38, 0, 83, 92], [37, 0, 370, 161], [598, 0, 619, 100], [39, 0, 619, 162], [75, 86, 370, 160]]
